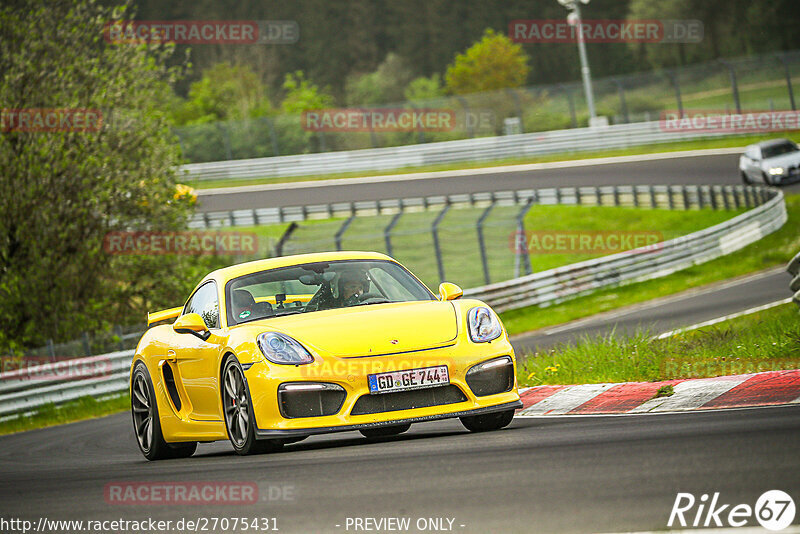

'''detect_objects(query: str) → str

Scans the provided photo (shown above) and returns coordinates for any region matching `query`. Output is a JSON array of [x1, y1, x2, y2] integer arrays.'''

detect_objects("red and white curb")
[[515, 370, 800, 416]]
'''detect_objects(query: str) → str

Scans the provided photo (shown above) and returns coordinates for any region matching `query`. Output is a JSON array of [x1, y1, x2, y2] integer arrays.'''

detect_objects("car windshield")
[[225, 259, 435, 325], [762, 142, 799, 159]]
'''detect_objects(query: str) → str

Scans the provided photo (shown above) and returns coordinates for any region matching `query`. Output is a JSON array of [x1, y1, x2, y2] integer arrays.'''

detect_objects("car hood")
[[761, 152, 800, 168], [256, 300, 459, 357]]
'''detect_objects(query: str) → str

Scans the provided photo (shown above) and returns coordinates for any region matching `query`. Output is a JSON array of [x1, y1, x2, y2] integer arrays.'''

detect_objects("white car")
[[739, 138, 800, 186]]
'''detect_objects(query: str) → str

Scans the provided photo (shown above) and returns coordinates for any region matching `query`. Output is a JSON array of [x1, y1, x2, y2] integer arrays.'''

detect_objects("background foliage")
[[0, 0, 224, 351]]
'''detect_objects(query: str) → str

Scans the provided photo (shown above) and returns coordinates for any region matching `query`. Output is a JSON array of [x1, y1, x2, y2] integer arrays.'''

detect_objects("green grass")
[[187, 132, 799, 191], [517, 302, 800, 386], [0, 394, 130, 436], [500, 193, 800, 336], [594, 78, 796, 115], [236, 203, 739, 291], [680, 82, 795, 110]]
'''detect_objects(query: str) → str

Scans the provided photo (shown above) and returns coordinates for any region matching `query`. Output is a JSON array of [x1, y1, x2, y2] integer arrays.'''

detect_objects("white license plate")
[[368, 365, 450, 395]]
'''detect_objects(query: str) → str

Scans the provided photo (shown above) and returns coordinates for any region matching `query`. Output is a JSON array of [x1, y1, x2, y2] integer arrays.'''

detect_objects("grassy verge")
[[0, 394, 129, 436], [517, 302, 800, 387], [500, 193, 800, 336], [187, 132, 796, 190]]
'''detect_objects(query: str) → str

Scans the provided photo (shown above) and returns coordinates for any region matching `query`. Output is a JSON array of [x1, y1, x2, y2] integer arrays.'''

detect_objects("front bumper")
[[253, 400, 522, 439], [244, 339, 520, 437]]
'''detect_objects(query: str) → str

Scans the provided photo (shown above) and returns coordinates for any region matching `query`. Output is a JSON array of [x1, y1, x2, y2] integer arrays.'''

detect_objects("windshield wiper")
[[355, 298, 392, 306], [271, 309, 304, 317]]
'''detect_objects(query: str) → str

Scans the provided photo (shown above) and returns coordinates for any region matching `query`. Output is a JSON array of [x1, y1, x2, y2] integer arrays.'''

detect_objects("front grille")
[[278, 383, 346, 418], [350, 385, 467, 416]]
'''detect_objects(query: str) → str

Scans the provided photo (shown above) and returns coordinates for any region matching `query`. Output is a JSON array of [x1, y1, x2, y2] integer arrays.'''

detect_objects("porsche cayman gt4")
[[130, 251, 521, 460]]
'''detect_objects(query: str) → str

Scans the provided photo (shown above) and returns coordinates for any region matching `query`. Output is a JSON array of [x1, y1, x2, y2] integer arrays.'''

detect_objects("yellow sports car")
[[130, 251, 521, 460]]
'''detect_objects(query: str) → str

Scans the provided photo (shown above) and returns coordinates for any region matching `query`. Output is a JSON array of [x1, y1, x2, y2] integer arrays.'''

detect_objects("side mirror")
[[173, 313, 211, 340], [438, 282, 463, 301]]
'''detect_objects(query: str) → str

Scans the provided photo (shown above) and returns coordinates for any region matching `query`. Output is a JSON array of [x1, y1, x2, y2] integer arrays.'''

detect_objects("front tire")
[[222, 356, 283, 455], [131, 362, 197, 461], [460, 409, 515, 432], [741, 171, 751, 184], [360, 423, 411, 439]]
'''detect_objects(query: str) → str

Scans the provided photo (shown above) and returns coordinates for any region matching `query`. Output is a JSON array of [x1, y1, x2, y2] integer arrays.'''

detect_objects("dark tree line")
[[118, 0, 800, 101]]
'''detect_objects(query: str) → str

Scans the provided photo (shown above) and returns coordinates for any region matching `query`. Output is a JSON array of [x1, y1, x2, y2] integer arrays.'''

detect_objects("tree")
[[0, 0, 196, 350], [404, 74, 445, 103], [445, 29, 531, 95], [345, 53, 415, 106], [173, 62, 273, 125], [280, 71, 335, 114]]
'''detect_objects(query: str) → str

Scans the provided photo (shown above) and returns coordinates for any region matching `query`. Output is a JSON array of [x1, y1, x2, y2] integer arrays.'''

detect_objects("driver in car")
[[338, 269, 370, 307], [306, 268, 371, 311]]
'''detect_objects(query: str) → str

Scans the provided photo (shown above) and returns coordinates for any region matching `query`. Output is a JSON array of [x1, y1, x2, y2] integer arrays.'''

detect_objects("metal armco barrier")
[[465, 186, 786, 312], [788, 250, 800, 308], [181, 119, 746, 183], [0, 185, 786, 417], [188, 183, 767, 230], [0, 351, 132, 417]]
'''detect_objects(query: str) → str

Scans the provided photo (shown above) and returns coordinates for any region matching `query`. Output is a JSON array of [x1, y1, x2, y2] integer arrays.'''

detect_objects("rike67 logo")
[[669, 490, 796, 530]]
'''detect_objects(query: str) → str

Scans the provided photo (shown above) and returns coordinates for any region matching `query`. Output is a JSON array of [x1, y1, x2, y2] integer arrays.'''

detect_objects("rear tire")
[[460, 409, 515, 433], [222, 355, 283, 455], [131, 362, 197, 460], [359, 423, 411, 439]]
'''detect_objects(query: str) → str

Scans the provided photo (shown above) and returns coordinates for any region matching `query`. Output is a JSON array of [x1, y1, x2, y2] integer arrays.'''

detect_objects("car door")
[[170, 281, 224, 421], [746, 147, 762, 182]]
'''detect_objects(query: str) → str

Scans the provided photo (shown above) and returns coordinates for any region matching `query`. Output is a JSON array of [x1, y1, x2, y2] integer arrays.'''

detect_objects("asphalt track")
[[2, 151, 798, 533], [0, 405, 798, 532], [511, 267, 794, 353], [196, 151, 750, 212]]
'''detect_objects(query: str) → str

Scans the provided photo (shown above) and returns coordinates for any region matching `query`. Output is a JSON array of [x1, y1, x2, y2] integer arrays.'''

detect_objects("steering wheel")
[[357, 292, 390, 305]]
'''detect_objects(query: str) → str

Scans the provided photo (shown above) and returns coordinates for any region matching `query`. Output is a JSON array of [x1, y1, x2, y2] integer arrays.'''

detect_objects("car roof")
[[755, 138, 794, 149], [205, 251, 394, 284]]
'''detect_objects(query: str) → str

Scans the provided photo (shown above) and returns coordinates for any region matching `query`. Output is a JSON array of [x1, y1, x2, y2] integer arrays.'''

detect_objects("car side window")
[[184, 282, 219, 329]]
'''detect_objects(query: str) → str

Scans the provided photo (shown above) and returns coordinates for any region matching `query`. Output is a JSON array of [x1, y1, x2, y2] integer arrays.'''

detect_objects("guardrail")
[[181, 119, 746, 183], [188, 183, 766, 229], [0, 184, 786, 418], [0, 351, 131, 417], [788, 250, 800, 309], [465, 186, 786, 312]]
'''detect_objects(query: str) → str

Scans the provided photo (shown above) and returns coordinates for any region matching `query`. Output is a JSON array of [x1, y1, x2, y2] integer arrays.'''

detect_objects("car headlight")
[[467, 306, 502, 343], [257, 333, 314, 365], [769, 167, 785, 175]]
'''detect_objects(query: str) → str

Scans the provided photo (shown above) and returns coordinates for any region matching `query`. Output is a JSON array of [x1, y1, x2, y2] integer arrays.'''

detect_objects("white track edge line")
[[654, 298, 793, 340], [513, 403, 800, 418], [537, 267, 787, 337]]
